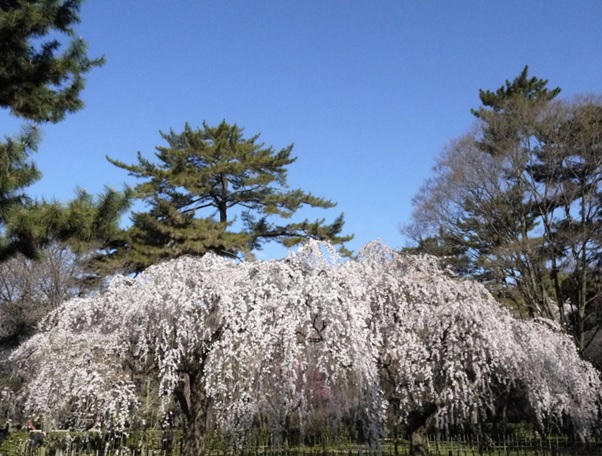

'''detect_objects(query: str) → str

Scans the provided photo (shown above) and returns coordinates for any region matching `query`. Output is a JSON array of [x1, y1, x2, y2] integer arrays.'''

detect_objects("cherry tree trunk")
[[182, 405, 208, 456], [410, 426, 429, 456], [178, 371, 209, 456]]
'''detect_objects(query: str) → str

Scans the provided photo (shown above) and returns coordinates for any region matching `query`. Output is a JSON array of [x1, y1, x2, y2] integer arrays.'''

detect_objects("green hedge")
[[0, 430, 175, 455], [0, 432, 28, 456]]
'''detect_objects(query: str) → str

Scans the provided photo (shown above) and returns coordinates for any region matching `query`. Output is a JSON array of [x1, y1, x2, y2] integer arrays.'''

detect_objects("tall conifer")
[[103, 121, 352, 273]]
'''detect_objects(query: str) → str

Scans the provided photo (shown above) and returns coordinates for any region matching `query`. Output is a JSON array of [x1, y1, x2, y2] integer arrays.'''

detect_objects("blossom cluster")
[[8, 241, 601, 435]]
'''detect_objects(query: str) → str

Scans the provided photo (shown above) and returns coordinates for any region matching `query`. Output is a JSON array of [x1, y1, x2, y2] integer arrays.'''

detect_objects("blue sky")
[[5, 1, 602, 258]]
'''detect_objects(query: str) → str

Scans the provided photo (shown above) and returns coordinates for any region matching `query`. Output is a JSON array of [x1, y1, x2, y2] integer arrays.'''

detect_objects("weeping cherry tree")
[[6, 241, 601, 456]]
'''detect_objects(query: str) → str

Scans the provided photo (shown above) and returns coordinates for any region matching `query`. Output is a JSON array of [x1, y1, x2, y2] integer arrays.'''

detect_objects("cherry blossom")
[[8, 241, 601, 455]]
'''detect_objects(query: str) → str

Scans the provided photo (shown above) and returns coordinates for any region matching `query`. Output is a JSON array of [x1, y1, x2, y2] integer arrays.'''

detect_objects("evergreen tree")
[[473, 65, 561, 115], [103, 121, 352, 273], [0, 0, 104, 123], [405, 68, 562, 316], [3, 187, 133, 260], [472, 65, 561, 157], [406, 68, 602, 356], [0, 126, 41, 251], [0, 0, 131, 261]]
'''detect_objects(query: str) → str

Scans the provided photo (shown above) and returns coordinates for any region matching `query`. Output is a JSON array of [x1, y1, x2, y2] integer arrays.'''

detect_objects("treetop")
[[103, 120, 351, 272], [472, 65, 561, 117]]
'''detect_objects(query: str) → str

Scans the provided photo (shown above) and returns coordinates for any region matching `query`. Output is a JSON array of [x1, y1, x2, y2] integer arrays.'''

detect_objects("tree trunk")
[[177, 371, 209, 456], [407, 404, 436, 456], [182, 402, 208, 456], [410, 425, 429, 456]]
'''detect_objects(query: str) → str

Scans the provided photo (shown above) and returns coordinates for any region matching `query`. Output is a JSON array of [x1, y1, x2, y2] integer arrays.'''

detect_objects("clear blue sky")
[[6, 1, 602, 258]]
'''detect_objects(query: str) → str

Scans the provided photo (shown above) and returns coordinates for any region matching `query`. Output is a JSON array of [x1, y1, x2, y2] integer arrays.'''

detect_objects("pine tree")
[[102, 121, 352, 273], [471, 65, 561, 157], [406, 68, 602, 356], [0, 0, 131, 261], [3, 187, 133, 259], [0, 0, 104, 123], [473, 65, 561, 115], [0, 126, 41, 236], [406, 68, 562, 317]]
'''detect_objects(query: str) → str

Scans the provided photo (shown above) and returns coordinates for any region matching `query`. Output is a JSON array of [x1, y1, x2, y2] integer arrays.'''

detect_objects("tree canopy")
[[0, 126, 42, 255], [472, 65, 561, 116], [0, 242, 90, 352], [0, 0, 104, 123], [102, 121, 352, 273], [404, 67, 602, 356], [6, 241, 600, 456], [0, 0, 133, 262]]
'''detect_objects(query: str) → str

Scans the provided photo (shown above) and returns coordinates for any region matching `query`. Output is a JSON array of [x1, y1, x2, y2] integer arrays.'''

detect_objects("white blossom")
[[8, 240, 601, 439]]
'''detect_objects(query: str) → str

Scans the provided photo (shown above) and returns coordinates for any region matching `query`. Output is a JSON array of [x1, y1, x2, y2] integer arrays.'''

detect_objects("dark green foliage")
[[0, 125, 41, 228], [1, 186, 133, 261], [0, 0, 129, 262], [428, 68, 562, 314], [472, 65, 561, 116], [103, 121, 352, 273], [472, 66, 561, 157], [0, 0, 104, 123]]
